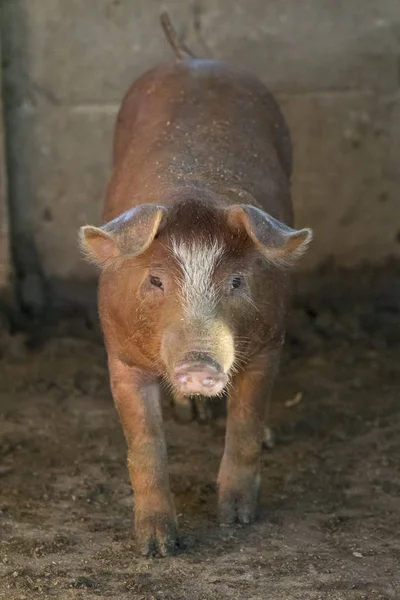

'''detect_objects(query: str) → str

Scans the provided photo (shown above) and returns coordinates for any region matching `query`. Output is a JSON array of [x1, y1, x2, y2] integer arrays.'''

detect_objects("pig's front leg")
[[108, 356, 177, 556], [217, 351, 279, 525]]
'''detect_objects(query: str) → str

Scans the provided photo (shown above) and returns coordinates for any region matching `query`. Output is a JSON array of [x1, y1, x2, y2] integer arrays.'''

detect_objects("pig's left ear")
[[227, 204, 312, 267], [79, 204, 165, 267]]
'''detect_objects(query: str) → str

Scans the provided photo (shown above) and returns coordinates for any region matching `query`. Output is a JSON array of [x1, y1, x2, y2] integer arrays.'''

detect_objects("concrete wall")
[[0, 41, 12, 303], [1, 0, 400, 311]]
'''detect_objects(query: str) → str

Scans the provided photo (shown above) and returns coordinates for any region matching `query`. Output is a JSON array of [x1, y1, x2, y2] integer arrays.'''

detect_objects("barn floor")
[[0, 266, 399, 600]]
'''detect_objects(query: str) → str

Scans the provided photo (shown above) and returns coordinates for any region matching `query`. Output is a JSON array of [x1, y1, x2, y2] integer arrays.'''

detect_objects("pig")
[[79, 12, 312, 557]]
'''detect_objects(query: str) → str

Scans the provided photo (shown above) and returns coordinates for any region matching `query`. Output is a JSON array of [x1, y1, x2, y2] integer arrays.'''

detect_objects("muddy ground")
[[0, 265, 399, 600]]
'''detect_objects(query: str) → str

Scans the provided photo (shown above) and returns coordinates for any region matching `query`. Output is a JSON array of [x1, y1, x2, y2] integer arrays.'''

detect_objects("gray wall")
[[0, 51, 12, 301], [2, 0, 400, 310]]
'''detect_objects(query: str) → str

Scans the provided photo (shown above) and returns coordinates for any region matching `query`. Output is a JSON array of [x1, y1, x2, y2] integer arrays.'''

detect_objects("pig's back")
[[105, 59, 292, 223]]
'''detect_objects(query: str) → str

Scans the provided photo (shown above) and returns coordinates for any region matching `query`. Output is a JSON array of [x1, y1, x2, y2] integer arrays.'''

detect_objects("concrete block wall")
[[0, 48, 12, 302], [1, 0, 400, 311]]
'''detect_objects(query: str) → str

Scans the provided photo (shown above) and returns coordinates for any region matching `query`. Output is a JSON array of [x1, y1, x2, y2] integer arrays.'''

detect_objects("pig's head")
[[80, 196, 311, 400]]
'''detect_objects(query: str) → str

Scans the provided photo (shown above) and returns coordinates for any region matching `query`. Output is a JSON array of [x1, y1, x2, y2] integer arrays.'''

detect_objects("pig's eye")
[[230, 275, 243, 290], [149, 275, 164, 290]]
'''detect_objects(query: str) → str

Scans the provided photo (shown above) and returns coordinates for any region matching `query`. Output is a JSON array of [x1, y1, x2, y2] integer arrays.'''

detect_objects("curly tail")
[[160, 11, 197, 59]]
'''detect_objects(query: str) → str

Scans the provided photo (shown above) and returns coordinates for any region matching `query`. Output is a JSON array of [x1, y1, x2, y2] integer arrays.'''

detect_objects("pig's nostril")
[[173, 362, 228, 396], [202, 377, 216, 388]]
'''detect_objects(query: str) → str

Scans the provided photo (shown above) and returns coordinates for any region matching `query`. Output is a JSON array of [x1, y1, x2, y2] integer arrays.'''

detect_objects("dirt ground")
[[0, 265, 399, 600]]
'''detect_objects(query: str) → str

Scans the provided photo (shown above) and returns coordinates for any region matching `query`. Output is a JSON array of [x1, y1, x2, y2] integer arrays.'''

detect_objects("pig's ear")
[[227, 204, 312, 267], [79, 226, 119, 266], [79, 204, 165, 267]]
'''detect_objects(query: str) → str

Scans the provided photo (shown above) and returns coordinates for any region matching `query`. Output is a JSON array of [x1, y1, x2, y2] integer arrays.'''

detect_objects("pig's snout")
[[162, 322, 235, 398], [173, 354, 228, 397]]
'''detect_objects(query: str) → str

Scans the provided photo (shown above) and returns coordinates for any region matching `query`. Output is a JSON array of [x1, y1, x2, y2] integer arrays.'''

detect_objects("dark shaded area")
[[0, 264, 399, 599], [0, 1, 49, 319]]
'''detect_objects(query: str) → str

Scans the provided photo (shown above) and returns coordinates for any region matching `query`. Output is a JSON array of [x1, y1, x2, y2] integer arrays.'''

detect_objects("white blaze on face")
[[171, 237, 235, 373], [171, 237, 223, 317]]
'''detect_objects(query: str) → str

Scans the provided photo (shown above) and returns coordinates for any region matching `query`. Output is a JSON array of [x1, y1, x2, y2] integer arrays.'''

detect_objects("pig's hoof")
[[218, 488, 258, 526], [135, 514, 179, 557]]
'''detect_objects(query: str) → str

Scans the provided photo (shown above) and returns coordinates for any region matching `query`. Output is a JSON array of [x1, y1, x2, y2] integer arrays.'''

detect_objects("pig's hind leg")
[[217, 352, 279, 525], [263, 425, 275, 449], [108, 356, 178, 557]]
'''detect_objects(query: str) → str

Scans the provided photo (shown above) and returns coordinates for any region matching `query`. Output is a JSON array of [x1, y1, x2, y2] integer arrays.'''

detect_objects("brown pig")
[[79, 13, 312, 557]]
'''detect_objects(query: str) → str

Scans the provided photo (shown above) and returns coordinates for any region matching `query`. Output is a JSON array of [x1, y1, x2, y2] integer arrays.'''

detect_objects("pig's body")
[[80, 14, 311, 557], [106, 60, 292, 224]]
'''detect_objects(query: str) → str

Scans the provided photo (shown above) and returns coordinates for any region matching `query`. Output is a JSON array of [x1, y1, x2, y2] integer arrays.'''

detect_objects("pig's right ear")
[[79, 204, 165, 267]]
